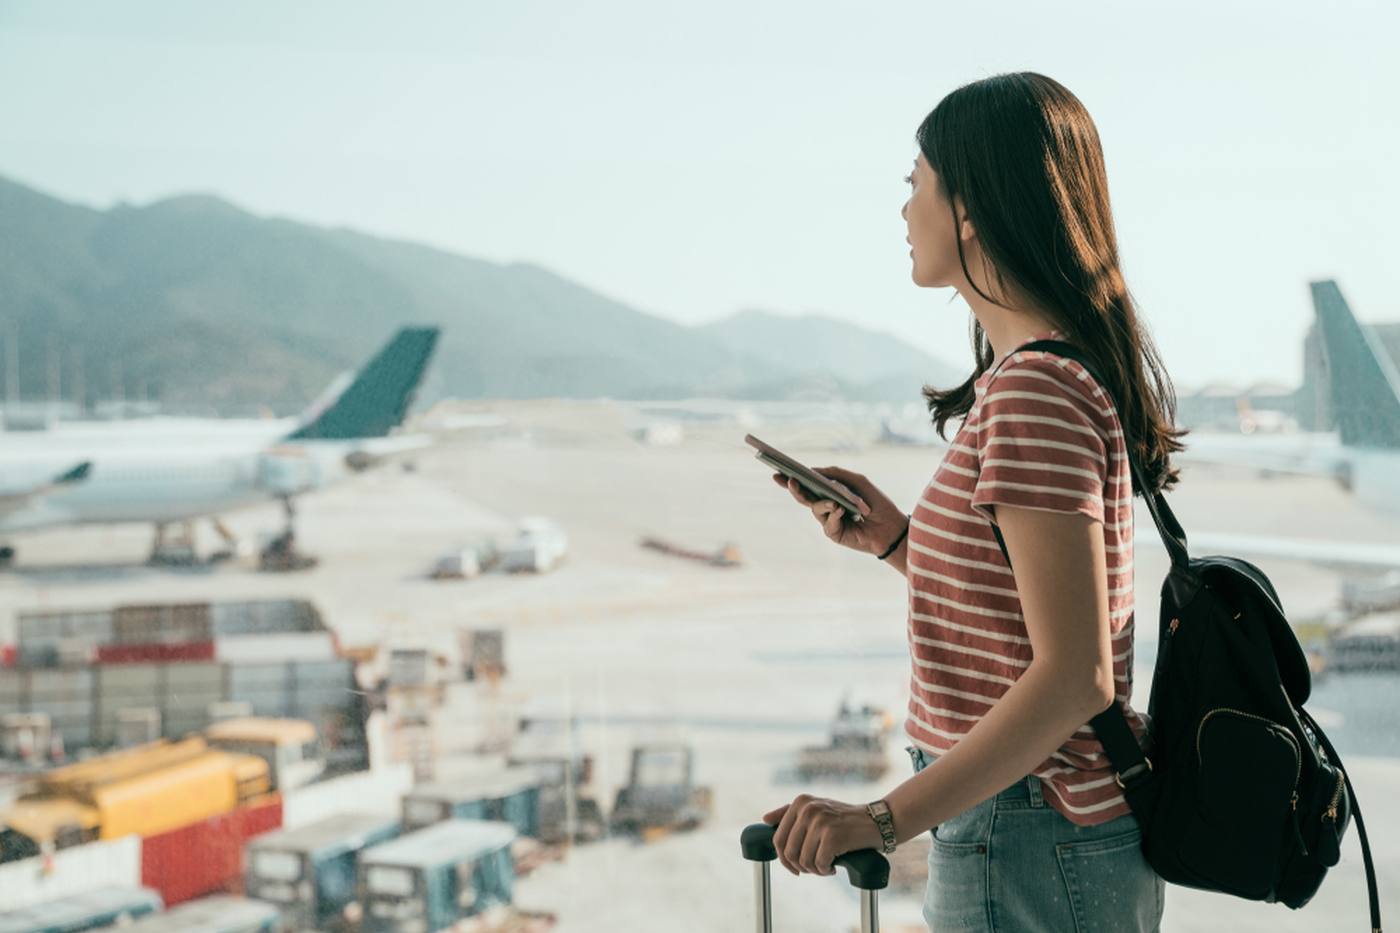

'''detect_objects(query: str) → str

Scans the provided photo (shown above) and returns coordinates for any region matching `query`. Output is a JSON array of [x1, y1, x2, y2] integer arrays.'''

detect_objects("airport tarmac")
[[1, 398, 1397, 931]]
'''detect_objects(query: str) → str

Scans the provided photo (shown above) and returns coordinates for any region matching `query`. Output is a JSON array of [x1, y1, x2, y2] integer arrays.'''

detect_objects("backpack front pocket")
[[1177, 708, 1301, 899]]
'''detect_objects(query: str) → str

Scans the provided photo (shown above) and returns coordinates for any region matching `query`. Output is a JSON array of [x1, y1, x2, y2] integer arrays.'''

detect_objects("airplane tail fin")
[[1311, 279, 1400, 449], [284, 327, 440, 441]]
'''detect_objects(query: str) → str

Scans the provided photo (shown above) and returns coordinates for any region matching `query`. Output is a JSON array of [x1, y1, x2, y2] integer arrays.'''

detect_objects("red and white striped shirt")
[[903, 327, 1150, 826]]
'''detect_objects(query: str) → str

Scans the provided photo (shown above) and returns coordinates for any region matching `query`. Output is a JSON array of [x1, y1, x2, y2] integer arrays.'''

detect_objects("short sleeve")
[[970, 357, 1109, 525]]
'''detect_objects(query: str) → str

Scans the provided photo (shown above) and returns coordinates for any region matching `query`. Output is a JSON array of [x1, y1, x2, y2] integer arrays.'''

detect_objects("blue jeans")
[[906, 745, 1165, 932]]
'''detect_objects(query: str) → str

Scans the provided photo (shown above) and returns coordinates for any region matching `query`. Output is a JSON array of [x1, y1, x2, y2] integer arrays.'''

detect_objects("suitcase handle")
[[740, 822, 890, 890]]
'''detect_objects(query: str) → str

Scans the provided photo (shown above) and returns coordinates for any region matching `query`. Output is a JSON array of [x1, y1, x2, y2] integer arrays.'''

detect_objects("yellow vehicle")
[[40, 737, 209, 795], [205, 717, 324, 791], [0, 740, 271, 860]]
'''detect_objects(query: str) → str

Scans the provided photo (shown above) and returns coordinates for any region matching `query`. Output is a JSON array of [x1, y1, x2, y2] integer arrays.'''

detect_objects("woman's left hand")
[[761, 794, 885, 876]]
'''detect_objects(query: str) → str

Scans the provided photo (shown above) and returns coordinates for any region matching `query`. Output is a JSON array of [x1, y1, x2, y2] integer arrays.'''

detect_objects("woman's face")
[[901, 152, 973, 289]]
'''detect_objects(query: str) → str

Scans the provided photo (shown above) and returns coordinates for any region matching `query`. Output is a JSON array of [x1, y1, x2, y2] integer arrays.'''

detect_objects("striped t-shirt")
[[902, 327, 1150, 826]]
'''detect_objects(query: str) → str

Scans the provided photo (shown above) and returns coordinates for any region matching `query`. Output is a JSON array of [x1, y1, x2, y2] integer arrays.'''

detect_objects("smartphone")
[[745, 434, 867, 521]]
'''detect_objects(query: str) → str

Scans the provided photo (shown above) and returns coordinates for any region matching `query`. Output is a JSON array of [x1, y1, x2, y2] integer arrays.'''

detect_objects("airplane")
[[1151, 279, 1400, 578], [0, 327, 440, 566]]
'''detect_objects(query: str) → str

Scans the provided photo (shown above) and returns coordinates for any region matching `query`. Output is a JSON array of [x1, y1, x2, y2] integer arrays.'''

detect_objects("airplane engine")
[[257, 448, 321, 495]]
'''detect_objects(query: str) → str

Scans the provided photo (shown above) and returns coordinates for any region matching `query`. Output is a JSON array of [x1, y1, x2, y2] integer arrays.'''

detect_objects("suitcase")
[[740, 821, 890, 932]]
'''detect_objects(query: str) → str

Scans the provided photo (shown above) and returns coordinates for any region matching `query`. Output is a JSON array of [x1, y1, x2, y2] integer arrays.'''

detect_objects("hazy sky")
[[1, 1, 1394, 388]]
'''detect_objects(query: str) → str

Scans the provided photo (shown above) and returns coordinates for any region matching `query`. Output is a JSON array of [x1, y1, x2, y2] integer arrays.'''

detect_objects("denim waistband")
[[905, 744, 1047, 810]]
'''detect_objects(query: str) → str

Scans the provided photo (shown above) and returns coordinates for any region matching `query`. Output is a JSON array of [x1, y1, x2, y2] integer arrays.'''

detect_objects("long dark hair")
[[918, 72, 1186, 495]]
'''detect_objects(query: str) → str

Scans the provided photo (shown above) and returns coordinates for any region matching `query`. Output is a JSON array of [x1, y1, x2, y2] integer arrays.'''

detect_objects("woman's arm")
[[882, 500, 1116, 841]]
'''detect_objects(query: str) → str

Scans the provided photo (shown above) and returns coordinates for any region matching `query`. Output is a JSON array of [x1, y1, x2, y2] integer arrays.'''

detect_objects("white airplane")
[[0, 327, 439, 565], [1160, 279, 1400, 574]]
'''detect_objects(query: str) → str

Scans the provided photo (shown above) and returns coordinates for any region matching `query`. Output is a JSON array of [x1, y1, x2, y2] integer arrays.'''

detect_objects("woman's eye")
[[903, 173, 914, 187]]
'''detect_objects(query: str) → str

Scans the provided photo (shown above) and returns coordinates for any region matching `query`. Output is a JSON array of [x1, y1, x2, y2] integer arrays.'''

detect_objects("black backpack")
[[983, 338, 1382, 931]]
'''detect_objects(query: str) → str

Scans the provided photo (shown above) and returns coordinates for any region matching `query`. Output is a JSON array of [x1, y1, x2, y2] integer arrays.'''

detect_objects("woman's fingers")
[[813, 467, 872, 515], [822, 506, 845, 537]]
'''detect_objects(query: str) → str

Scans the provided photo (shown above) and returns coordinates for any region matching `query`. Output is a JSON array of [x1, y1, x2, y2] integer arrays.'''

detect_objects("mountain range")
[[0, 173, 962, 415]]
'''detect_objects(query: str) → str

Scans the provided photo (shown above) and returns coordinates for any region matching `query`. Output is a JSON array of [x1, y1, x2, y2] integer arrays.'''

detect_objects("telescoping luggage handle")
[[740, 822, 890, 933]]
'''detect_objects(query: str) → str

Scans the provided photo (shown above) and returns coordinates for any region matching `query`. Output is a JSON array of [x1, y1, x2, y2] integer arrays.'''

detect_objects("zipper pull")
[[1168, 618, 1179, 636], [1289, 801, 1309, 858]]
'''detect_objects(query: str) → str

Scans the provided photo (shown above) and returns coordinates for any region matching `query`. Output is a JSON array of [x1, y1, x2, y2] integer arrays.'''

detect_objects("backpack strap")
[[1299, 707, 1383, 932]]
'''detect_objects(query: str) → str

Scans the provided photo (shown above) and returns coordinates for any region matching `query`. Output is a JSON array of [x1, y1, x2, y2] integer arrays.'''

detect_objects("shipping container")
[[2, 659, 365, 770], [123, 895, 282, 932], [140, 796, 283, 907], [401, 767, 542, 838], [0, 885, 161, 933], [113, 603, 212, 646], [358, 820, 516, 933], [211, 599, 324, 637], [246, 812, 399, 929], [95, 642, 216, 664]]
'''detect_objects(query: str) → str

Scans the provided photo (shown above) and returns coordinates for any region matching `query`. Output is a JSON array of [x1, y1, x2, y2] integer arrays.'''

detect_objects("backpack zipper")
[[1196, 708, 1302, 792], [1323, 769, 1346, 822]]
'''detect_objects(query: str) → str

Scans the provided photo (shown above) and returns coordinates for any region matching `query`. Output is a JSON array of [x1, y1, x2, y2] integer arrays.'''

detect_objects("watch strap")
[[866, 799, 897, 854]]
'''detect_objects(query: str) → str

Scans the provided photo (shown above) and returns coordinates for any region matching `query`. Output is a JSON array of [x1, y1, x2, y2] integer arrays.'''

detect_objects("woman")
[[759, 72, 1187, 931]]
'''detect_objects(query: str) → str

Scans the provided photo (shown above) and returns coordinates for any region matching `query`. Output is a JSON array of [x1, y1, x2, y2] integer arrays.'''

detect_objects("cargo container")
[[357, 820, 516, 933], [113, 603, 213, 645], [206, 718, 325, 792], [95, 642, 216, 664], [212, 599, 325, 636], [506, 746, 605, 845], [496, 518, 567, 574], [246, 812, 400, 930], [140, 795, 283, 906], [123, 895, 282, 932], [0, 885, 162, 933], [401, 767, 541, 838], [13, 600, 326, 669], [0, 659, 365, 767]]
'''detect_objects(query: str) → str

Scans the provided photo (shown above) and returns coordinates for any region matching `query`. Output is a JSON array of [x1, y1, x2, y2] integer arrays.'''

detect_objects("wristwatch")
[[866, 799, 897, 854]]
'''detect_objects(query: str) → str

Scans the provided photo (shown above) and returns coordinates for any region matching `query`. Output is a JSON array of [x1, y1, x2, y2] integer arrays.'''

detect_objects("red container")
[[96, 641, 216, 664], [140, 796, 283, 906], [0, 645, 14, 668]]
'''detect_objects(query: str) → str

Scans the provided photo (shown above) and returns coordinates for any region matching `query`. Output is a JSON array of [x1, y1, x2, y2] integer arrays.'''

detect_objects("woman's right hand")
[[771, 466, 908, 557]]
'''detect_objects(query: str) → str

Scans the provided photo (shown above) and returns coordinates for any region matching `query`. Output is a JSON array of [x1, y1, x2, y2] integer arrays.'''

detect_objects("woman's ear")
[[953, 196, 977, 243]]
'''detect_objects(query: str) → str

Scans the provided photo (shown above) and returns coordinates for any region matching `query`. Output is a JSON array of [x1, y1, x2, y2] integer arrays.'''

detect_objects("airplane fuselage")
[[0, 442, 348, 533]]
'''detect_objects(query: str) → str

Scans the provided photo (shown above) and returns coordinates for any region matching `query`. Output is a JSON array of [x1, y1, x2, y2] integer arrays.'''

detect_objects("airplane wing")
[[1171, 531, 1400, 573], [1177, 433, 1349, 481], [0, 461, 92, 513]]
